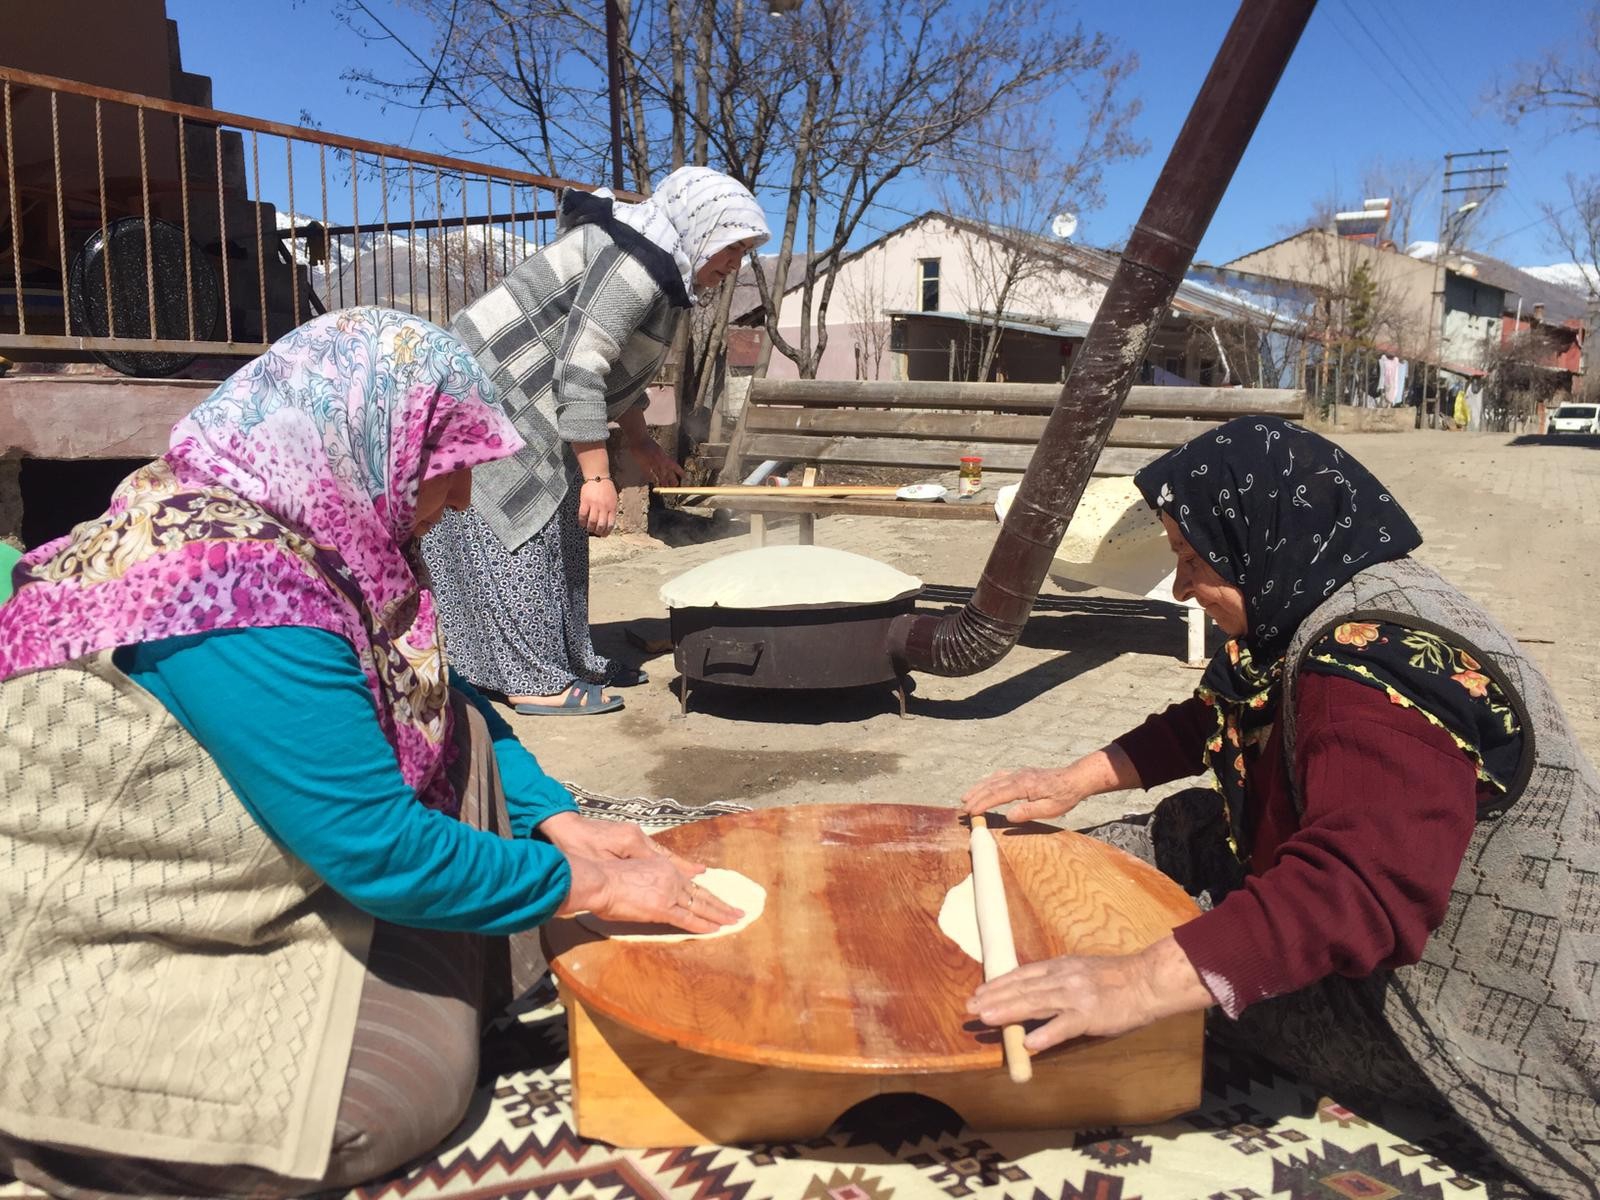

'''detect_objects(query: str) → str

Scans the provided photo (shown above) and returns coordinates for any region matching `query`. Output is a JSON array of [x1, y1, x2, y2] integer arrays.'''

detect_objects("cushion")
[[660, 545, 922, 611]]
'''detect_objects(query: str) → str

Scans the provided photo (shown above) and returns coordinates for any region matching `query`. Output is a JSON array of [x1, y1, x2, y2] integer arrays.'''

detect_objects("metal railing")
[[0, 64, 619, 367]]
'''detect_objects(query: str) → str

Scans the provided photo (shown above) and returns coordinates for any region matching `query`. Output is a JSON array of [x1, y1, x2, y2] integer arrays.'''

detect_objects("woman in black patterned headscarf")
[[962, 417, 1599, 1198]]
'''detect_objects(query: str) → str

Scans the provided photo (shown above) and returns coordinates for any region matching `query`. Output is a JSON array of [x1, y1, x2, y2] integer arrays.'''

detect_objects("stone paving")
[[512, 429, 1600, 830]]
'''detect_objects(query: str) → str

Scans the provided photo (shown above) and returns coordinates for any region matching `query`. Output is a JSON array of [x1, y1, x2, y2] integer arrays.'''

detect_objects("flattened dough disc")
[[937, 872, 984, 963], [574, 867, 767, 941]]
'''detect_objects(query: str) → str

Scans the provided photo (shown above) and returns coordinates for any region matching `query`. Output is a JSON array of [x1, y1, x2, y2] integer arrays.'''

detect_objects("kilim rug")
[[0, 793, 1513, 1200]]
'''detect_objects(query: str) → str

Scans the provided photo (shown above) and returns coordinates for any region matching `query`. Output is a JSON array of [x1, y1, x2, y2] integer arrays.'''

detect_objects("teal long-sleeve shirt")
[[113, 625, 579, 935]]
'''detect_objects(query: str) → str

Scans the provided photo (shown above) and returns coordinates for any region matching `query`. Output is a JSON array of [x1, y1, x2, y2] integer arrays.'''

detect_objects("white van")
[[1547, 403, 1600, 436]]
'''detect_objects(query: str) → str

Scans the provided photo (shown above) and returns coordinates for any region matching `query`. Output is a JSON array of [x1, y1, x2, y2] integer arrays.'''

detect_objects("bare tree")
[[335, 0, 1139, 390], [838, 256, 895, 381], [1200, 296, 1313, 391], [1483, 327, 1574, 428], [936, 102, 1141, 382], [1360, 157, 1437, 251], [1276, 229, 1432, 410], [1544, 173, 1600, 300], [744, 0, 1139, 378], [1498, 2, 1600, 138], [340, 1, 610, 180], [1497, 4, 1600, 301]]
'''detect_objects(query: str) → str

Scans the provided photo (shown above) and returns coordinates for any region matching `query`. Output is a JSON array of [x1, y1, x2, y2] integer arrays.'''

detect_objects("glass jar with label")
[[958, 455, 983, 497]]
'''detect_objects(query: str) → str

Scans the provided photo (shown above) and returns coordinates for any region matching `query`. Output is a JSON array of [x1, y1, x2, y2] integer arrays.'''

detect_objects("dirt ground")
[[510, 429, 1600, 831]]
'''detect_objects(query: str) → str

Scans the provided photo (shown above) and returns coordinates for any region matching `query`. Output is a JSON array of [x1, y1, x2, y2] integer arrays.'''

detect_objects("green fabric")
[[0, 543, 20, 605]]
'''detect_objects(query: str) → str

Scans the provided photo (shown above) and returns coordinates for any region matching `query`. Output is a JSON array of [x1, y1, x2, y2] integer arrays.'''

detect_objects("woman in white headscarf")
[[424, 167, 770, 715]]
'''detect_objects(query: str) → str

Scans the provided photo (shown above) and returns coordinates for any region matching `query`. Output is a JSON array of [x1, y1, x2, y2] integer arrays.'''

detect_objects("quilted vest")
[[1281, 556, 1599, 1198], [0, 653, 372, 1179]]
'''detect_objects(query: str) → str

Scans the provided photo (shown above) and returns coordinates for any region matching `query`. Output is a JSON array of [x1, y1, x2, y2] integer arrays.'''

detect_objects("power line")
[[1321, 4, 1459, 148], [1330, 0, 1564, 261], [1336, 0, 1477, 152], [1352, 0, 1548, 238]]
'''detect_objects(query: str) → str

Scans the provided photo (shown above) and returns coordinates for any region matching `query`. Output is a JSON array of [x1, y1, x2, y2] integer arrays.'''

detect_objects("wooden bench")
[[686, 380, 1305, 664], [698, 380, 1304, 540]]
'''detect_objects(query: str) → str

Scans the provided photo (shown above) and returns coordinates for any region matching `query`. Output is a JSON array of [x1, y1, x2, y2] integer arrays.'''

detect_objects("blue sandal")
[[606, 663, 650, 687], [512, 681, 623, 716]]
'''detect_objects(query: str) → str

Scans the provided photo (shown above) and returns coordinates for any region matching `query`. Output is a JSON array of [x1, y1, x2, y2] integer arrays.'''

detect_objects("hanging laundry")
[[1466, 380, 1484, 431]]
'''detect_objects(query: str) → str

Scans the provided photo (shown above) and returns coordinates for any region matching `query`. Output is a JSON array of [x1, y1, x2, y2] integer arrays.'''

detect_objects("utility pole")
[[1425, 149, 1507, 428]]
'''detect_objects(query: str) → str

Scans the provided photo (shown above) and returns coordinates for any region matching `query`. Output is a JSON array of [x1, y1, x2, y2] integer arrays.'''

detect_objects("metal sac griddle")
[[671, 592, 918, 717]]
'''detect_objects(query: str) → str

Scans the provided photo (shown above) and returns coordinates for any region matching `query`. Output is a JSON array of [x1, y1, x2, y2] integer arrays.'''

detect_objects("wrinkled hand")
[[968, 937, 1215, 1053], [959, 766, 1085, 822], [629, 437, 685, 486], [577, 478, 618, 536], [540, 812, 702, 877], [558, 852, 742, 934]]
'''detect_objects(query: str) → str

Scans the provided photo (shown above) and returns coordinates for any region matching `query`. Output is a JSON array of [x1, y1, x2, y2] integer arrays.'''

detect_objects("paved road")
[[510, 429, 1600, 829]]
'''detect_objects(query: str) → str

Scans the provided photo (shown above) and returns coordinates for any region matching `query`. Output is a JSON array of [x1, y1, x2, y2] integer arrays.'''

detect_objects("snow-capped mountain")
[[1520, 262, 1599, 296]]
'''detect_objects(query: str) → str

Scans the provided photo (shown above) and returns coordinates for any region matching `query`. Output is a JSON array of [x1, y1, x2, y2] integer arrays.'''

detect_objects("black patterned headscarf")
[[1134, 416, 1423, 662], [1133, 417, 1426, 857]]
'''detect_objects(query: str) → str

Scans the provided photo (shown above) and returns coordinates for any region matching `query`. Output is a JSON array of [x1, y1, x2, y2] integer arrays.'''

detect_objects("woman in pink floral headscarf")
[[0, 309, 736, 1199]]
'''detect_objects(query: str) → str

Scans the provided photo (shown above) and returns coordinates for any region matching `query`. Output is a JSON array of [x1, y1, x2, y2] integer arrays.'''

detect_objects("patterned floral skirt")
[[422, 480, 610, 698]]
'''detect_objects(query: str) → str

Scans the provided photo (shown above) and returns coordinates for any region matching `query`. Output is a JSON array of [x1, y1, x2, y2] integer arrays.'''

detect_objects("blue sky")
[[167, 0, 1595, 271]]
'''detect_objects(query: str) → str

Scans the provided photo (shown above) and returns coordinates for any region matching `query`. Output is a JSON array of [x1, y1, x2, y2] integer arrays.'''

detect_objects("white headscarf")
[[605, 167, 770, 301]]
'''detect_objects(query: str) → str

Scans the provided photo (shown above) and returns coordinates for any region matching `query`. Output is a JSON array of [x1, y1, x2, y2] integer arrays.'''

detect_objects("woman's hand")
[[967, 936, 1215, 1053], [539, 812, 703, 878], [577, 477, 618, 536], [557, 852, 743, 934], [960, 766, 1088, 822], [959, 744, 1142, 823], [629, 436, 685, 486]]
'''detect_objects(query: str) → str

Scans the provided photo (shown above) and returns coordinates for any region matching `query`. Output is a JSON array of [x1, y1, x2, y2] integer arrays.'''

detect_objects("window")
[[919, 259, 940, 312]]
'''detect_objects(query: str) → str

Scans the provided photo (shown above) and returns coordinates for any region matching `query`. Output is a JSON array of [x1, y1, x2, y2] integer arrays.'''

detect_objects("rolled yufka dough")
[[937, 873, 984, 964], [573, 867, 767, 941]]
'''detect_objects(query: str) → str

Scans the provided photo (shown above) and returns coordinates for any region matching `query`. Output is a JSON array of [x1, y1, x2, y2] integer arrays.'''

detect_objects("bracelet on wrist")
[[583, 475, 612, 484]]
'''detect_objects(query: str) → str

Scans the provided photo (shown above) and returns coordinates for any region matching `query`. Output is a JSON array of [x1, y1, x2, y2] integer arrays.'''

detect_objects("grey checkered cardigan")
[[451, 190, 690, 550]]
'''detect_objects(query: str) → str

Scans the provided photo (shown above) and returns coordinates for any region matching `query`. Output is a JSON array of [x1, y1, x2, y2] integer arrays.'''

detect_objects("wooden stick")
[[654, 485, 904, 497], [969, 815, 1033, 1084]]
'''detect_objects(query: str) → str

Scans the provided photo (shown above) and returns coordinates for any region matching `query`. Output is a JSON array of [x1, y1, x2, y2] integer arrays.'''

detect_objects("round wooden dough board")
[[542, 804, 1199, 1075]]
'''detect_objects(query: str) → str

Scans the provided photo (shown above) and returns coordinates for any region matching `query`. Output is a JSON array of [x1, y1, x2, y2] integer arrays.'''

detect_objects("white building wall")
[[762, 218, 1108, 381]]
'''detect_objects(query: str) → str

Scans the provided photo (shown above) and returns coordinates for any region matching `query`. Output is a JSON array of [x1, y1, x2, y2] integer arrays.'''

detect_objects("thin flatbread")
[[937, 872, 984, 963], [573, 867, 766, 941]]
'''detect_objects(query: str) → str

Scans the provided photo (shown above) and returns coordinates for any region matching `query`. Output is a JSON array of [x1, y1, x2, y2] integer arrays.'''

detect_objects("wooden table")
[[542, 803, 1203, 1148]]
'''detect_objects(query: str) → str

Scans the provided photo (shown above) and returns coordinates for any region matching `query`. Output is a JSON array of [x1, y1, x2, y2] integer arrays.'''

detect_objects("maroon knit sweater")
[[1114, 673, 1481, 1018]]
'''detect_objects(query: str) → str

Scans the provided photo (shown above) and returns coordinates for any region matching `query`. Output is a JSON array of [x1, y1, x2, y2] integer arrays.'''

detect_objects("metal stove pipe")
[[887, 0, 1318, 677]]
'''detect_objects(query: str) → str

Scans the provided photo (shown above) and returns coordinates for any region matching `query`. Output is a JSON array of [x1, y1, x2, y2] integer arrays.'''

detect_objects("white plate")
[[896, 483, 948, 501]]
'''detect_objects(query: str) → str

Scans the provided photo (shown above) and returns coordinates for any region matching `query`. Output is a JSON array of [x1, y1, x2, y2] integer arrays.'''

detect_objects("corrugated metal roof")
[[729, 210, 1309, 331], [886, 309, 1092, 339]]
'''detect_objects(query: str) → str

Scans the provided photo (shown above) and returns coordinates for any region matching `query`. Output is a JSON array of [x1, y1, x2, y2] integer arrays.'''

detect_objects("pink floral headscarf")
[[0, 308, 524, 814]]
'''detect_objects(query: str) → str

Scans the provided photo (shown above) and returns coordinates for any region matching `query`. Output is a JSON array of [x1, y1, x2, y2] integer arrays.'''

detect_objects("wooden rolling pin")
[[969, 814, 1033, 1083]]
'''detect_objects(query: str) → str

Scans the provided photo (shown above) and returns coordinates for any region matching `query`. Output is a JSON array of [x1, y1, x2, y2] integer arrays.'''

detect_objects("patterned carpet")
[[317, 976, 1504, 1200], [0, 794, 1511, 1200]]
